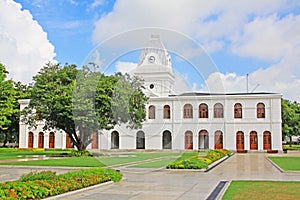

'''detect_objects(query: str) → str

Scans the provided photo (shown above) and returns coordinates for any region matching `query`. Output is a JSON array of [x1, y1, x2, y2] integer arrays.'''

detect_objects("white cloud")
[[0, 0, 56, 83], [115, 61, 137, 74], [231, 14, 300, 61], [91, 0, 300, 101], [201, 44, 300, 101]]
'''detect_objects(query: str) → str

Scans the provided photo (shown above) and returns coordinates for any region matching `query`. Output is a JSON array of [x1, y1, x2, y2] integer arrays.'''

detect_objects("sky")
[[1, 0, 300, 101]]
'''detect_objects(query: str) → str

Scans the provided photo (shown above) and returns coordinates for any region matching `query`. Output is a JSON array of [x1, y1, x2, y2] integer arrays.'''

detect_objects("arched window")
[[257, 103, 265, 118], [148, 105, 155, 119], [214, 103, 223, 118], [199, 103, 208, 118], [234, 103, 242, 118], [183, 104, 193, 118], [163, 105, 170, 119]]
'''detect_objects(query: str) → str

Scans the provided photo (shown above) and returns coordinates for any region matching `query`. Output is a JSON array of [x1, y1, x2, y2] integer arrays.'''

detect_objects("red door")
[[263, 132, 271, 150], [250, 132, 258, 150], [185, 132, 193, 149], [38, 132, 44, 148], [49, 132, 55, 148], [28, 132, 33, 148], [66, 134, 73, 148], [214, 131, 223, 149], [236, 132, 244, 150], [91, 133, 98, 149]]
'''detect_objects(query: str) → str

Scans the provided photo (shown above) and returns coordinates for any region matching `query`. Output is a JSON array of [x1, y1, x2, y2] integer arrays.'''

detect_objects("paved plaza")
[[1, 153, 300, 200]]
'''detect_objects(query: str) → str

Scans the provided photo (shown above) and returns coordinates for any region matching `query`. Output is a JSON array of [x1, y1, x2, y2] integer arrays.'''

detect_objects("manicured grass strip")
[[97, 152, 181, 167], [269, 157, 300, 171], [223, 180, 300, 200], [0, 149, 72, 160], [0, 157, 105, 167], [129, 157, 178, 168]]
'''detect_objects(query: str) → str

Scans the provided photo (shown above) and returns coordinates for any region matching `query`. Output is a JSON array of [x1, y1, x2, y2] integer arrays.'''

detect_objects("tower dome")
[[134, 35, 175, 97]]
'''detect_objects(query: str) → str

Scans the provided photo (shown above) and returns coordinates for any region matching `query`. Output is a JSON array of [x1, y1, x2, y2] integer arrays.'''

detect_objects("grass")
[[0, 148, 72, 160], [223, 180, 300, 200], [129, 157, 178, 168], [0, 152, 182, 168], [0, 157, 105, 167], [268, 157, 300, 171]]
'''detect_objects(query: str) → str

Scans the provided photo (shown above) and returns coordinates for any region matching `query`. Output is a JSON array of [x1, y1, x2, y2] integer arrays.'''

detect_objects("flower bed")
[[0, 168, 122, 200], [166, 149, 232, 169]]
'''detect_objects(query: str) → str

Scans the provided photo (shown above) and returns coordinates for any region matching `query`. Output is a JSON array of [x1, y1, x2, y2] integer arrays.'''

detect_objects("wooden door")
[[250, 132, 258, 150], [91, 133, 98, 149], [28, 132, 33, 148], [214, 132, 223, 149], [49, 132, 55, 148], [38, 132, 44, 148], [185, 132, 193, 149], [66, 134, 73, 148], [236, 132, 244, 150], [263, 132, 271, 150]]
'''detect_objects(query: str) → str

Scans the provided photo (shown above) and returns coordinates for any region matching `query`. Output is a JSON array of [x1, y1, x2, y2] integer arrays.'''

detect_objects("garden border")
[[43, 180, 114, 200], [165, 154, 233, 172]]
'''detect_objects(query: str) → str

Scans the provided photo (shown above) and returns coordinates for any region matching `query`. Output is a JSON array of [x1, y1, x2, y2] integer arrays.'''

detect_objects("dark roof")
[[169, 92, 279, 97]]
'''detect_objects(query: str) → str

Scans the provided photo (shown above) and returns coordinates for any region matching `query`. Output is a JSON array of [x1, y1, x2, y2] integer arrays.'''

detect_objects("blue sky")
[[1, 0, 300, 101]]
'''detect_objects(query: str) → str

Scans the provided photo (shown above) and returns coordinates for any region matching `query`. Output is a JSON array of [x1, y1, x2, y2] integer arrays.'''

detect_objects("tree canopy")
[[24, 63, 147, 150], [282, 99, 300, 146]]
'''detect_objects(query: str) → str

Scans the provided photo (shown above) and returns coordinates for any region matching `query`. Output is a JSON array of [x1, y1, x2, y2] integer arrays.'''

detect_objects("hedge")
[[0, 168, 122, 200], [166, 149, 232, 169]]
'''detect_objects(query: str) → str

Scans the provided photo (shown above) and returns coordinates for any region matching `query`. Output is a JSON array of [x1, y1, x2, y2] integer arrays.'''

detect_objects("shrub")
[[20, 171, 56, 182], [0, 168, 122, 200], [166, 149, 232, 170], [70, 150, 92, 157]]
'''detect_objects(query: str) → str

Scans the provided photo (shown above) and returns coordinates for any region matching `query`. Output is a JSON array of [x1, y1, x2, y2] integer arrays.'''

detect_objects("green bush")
[[20, 171, 56, 182], [0, 168, 122, 200], [166, 149, 232, 170], [70, 150, 92, 157]]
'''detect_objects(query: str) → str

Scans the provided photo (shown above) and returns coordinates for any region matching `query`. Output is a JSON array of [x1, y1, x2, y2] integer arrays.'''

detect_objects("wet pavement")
[[52, 153, 300, 200], [1, 153, 300, 200]]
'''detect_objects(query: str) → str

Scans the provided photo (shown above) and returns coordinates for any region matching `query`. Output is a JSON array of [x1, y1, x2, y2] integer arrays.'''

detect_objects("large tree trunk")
[[289, 135, 292, 147]]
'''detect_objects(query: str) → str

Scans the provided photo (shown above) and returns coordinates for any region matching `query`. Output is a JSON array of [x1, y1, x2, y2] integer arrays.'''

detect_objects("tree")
[[0, 63, 16, 146], [282, 99, 300, 146], [25, 63, 147, 150]]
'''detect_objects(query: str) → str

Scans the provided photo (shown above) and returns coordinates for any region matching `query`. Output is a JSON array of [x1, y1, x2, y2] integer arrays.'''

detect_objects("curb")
[[266, 157, 300, 174], [165, 154, 233, 172], [43, 180, 114, 200]]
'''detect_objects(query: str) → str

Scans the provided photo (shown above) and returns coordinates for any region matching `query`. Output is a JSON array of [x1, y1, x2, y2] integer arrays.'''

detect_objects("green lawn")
[[0, 157, 104, 167], [0, 148, 72, 160], [129, 157, 178, 168], [0, 152, 181, 168], [223, 180, 300, 200], [269, 157, 300, 171]]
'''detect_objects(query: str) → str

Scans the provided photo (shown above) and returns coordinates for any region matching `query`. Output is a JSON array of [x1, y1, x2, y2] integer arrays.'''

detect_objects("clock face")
[[148, 56, 155, 63]]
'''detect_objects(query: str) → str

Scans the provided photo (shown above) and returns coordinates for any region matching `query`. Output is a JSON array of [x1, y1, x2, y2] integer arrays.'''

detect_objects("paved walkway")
[[1, 153, 300, 199], [53, 153, 300, 200]]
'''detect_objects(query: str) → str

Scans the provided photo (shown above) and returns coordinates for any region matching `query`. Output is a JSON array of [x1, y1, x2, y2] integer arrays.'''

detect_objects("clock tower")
[[134, 35, 175, 97]]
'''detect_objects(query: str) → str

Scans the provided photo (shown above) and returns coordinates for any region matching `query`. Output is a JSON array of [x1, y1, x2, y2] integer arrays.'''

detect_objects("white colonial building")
[[19, 35, 282, 152]]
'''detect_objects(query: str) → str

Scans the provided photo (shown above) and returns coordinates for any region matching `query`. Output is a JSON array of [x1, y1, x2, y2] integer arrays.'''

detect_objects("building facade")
[[19, 35, 282, 151]]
